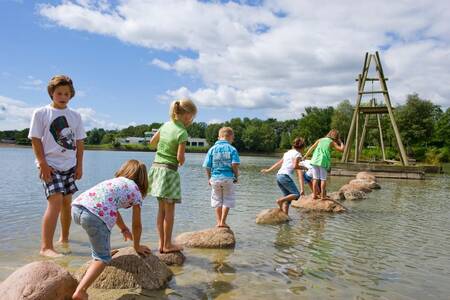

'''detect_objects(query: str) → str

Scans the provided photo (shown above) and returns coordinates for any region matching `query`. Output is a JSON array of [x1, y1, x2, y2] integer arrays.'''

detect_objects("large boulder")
[[255, 208, 289, 225], [339, 183, 371, 194], [291, 194, 346, 213], [0, 261, 77, 300], [328, 191, 345, 201], [349, 179, 381, 190], [156, 251, 186, 266], [175, 227, 236, 248], [343, 189, 367, 200], [75, 247, 172, 290], [356, 171, 377, 182]]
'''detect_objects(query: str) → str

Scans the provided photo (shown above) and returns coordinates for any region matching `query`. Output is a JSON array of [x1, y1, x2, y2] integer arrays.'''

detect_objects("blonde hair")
[[218, 127, 234, 138], [326, 129, 340, 141], [170, 98, 197, 121], [47, 75, 75, 99], [114, 160, 148, 198]]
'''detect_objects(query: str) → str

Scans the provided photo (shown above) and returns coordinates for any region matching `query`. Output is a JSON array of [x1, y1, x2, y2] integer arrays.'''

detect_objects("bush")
[[425, 147, 450, 164]]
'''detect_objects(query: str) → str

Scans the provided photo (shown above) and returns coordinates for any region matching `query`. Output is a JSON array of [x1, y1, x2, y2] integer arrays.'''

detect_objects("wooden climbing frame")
[[341, 52, 409, 166]]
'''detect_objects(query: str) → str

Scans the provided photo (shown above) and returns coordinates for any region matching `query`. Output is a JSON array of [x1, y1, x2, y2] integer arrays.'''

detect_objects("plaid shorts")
[[42, 167, 78, 198]]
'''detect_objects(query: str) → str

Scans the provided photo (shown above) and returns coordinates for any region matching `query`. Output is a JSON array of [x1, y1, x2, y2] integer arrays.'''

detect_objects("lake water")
[[0, 148, 449, 299]]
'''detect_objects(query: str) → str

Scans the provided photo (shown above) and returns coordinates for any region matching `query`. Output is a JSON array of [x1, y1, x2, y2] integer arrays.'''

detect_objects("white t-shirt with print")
[[28, 105, 86, 171], [277, 149, 302, 177]]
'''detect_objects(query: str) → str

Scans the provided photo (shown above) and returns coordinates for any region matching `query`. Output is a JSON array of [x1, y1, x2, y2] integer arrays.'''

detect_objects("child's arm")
[[149, 131, 160, 148], [116, 211, 132, 241], [205, 168, 212, 185], [31, 138, 53, 182], [293, 156, 302, 169], [232, 163, 239, 183], [261, 159, 283, 173], [331, 140, 345, 152], [131, 205, 151, 255], [75, 139, 84, 180], [297, 169, 305, 196], [177, 142, 186, 166], [303, 140, 320, 158]]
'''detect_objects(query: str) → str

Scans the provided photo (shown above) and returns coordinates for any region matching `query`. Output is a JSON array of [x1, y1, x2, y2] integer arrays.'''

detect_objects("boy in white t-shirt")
[[299, 159, 315, 192], [28, 75, 86, 257], [261, 138, 305, 215]]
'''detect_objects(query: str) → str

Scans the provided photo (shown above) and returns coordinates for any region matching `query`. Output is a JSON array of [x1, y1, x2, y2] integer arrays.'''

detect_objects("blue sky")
[[1, 0, 449, 130]]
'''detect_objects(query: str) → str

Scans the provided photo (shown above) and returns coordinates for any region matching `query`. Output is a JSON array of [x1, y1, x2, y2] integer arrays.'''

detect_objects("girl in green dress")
[[304, 129, 345, 200], [148, 98, 197, 253]]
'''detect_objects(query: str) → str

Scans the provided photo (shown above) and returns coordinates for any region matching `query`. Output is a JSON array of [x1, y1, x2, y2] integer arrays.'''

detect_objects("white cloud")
[[0, 95, 125, 130], [39, 0, 450, 119], [19, 75, 44, 91]]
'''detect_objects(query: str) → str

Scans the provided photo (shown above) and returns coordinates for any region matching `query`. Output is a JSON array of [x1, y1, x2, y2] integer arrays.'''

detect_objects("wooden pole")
[[342, 53, 371, 162], [377, 113, 386, 161], [374, 51, 409, 165]]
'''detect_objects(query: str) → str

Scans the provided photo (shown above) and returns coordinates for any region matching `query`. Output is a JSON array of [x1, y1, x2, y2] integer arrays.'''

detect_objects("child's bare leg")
[[320, 180, 327, 199], [157, 200, 165, 253], [215, 207, 222, 227], [219, 207, 230, 227], [163, 202, 183, 252], [41, 193, 63, 257], [312, 179, 319, 199], [59, 194, 72, 243], [277, 194, 298, 211], [72, 260, 106, 300], [308, 182, 314, 193], [282, 202, 289, 215]]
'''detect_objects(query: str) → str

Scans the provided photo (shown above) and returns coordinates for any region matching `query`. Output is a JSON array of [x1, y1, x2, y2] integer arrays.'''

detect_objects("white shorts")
[[311, 166, 328, 181], [211, 179, 235, 208]]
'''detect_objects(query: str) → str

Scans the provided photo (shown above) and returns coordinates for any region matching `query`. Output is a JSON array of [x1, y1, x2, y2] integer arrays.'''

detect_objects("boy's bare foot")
[[162, 243, 183, 253], [276, 199, 284, 210], [72, 289, 88, 300], [40, 248, 64, 258]]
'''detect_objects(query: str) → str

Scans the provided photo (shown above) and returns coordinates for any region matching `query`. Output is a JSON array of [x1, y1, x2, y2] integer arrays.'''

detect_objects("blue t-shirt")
[[203, 140, 240, 180]]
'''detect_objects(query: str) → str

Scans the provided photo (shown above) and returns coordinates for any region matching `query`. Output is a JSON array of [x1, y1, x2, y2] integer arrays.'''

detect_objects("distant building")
[[144, 129, 159, 142], [116, 137, 146, 145], [187, 137, 208, 147], [144, 129, 208, 147]]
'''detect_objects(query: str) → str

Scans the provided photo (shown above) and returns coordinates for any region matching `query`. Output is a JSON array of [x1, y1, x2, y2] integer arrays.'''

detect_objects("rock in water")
[[349, 179, 381, 190], [75, 247, 173, 290], [328, 191, 345, 201], [156, 251, 186, 266], [340, 183, 371, 194], [343, 189, 367, 200], [292, 194, 346, 213], [0, 261, 77, 300], [255, 208, 289, 225], [356, 171, 377, 182], [175, 227, 236, 248]]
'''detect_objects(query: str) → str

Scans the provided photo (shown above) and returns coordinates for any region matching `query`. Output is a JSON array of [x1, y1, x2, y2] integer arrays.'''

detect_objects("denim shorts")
[[303, 173, 313, 184], [276, 174, 300, 199], [72, 205, 112, 263]]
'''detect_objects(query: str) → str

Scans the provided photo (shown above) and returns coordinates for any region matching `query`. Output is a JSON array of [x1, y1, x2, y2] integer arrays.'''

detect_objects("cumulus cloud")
[[40, 0, 450, 119], [0, 95, 125, 130]]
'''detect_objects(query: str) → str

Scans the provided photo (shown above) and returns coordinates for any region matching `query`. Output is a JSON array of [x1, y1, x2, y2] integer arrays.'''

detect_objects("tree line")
[[1, 94, 449, 162]]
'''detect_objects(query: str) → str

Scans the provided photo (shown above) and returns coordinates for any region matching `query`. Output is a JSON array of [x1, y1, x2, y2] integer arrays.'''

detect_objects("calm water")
[[0, 148, 449, 299]]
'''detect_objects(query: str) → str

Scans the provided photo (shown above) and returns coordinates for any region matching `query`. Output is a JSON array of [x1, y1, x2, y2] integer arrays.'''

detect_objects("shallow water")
[[0, 148, 449, 299]]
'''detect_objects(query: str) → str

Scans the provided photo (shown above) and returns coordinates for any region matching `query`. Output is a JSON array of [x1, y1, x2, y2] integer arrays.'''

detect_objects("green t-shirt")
[[154, 120, 189, 165], [310, 137, 333, 170]]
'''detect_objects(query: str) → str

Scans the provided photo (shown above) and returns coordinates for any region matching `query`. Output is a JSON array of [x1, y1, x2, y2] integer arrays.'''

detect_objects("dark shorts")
[[276, 174, 300, 201], [303, 173, 313, 184], [42, 167, 78, 198]]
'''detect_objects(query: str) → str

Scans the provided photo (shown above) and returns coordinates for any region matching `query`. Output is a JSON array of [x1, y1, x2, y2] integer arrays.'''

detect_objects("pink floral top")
[[72, 177, 143, 230]]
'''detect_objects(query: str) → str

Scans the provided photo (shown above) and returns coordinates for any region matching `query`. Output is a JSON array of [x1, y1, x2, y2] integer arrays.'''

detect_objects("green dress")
[[310, 137, 333, 170], [148, 120, 188, 202]]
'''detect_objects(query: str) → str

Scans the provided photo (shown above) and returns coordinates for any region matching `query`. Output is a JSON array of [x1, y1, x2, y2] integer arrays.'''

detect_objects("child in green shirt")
[[148, 98, 197, 253]]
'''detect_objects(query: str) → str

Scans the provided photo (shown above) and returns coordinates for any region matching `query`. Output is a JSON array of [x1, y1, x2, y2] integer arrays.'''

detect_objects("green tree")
[[433, 108, 450, 147], [279, 131, 291, 149], [331, 100, 353, 143], [187, 122, 207, 138], [205, 123, 222, 145], [242, 123, 276, 152], [293, 106, 334, 144], [395, 94, 442, 148], [86, 128, 106, 145]]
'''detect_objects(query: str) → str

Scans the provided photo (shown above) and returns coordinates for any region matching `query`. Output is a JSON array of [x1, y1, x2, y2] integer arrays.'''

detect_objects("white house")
[[187, 137, 208, 147]]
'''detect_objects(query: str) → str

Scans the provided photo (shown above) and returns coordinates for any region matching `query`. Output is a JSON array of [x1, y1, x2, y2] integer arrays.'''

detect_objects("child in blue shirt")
[[203, 127, 240, 228]]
